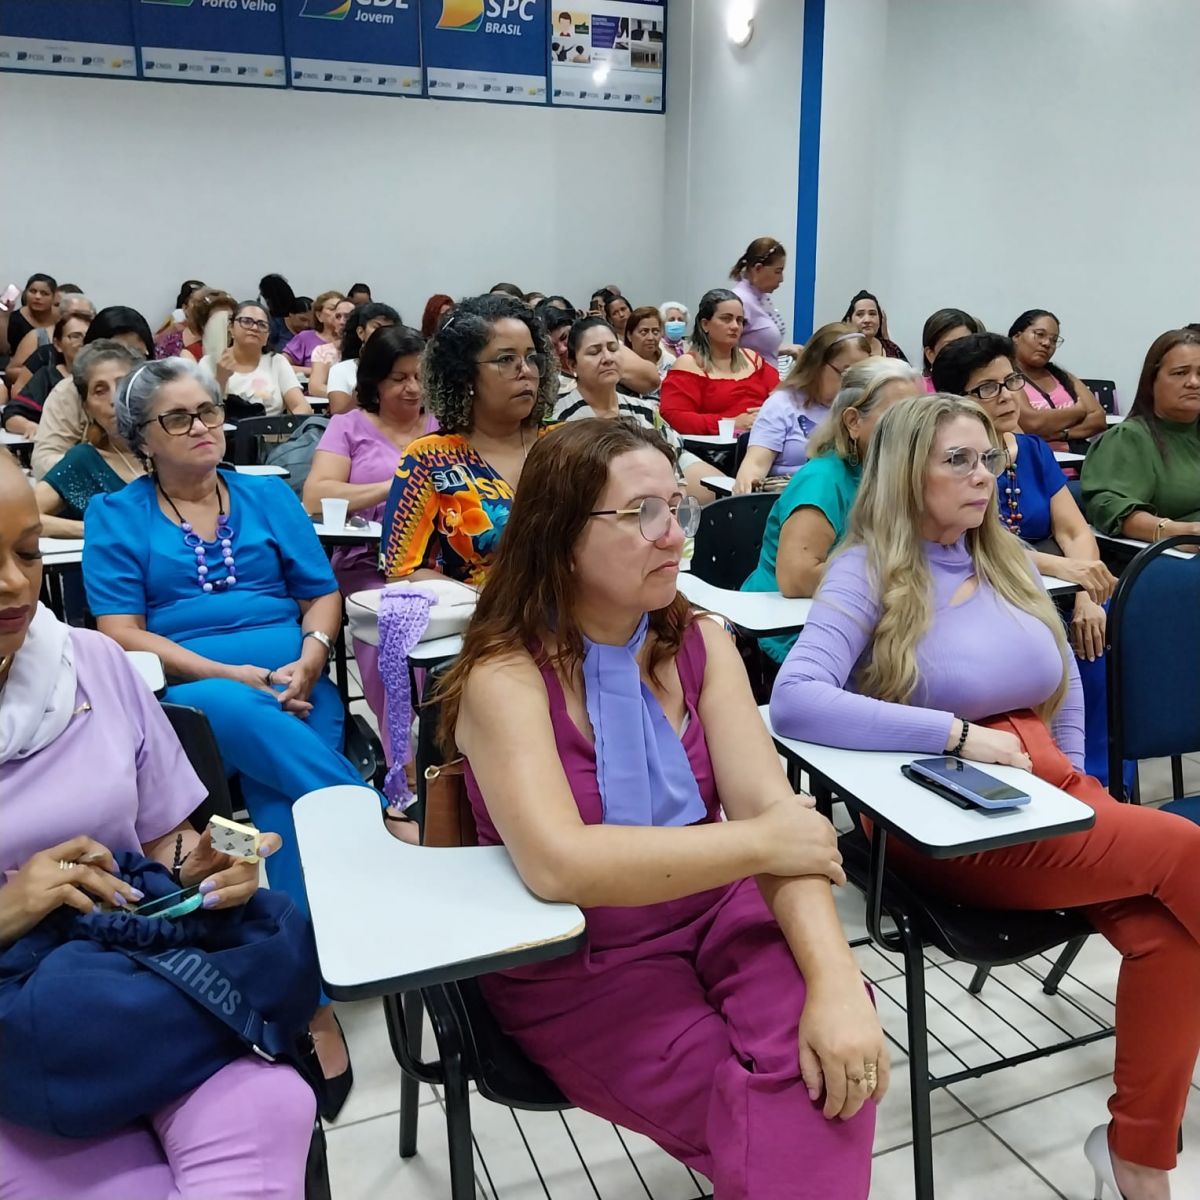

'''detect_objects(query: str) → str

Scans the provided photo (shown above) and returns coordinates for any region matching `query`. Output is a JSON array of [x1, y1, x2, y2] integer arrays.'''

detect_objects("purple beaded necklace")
[[157, 478, 238, 593]]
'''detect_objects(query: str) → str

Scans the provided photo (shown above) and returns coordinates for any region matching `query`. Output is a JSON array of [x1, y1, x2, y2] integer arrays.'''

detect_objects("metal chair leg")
[[441, 1035, 477, 1200], [398, 992, 424, 1158], [1041, 936, 1088, 996], [967, 965, 991, 995], [900, 912, 936, 1200], [305, 1121, 332, 1200], [1171, 756, 1185, 802]]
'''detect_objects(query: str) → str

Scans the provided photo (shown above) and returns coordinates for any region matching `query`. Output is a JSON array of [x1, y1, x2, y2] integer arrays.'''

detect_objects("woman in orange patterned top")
[[381, 294, 557, 586]]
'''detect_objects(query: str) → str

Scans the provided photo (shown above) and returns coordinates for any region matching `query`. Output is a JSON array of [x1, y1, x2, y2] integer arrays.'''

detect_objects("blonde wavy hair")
[[805, 356, 923, 460], [780, 322, 869, 392], [842, 392, 1071, 722]]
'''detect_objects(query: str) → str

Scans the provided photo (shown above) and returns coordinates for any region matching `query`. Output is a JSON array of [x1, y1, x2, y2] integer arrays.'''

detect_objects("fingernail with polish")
[[112, 893, 127, 907], [129, 888, 144, 901], [202, 891, 221, 909], [259, 843, 275, 858], [198, 878, 216, 895]]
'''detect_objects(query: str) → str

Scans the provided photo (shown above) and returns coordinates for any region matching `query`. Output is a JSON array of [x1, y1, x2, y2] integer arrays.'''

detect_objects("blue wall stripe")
[[793, 0, 825, 341]]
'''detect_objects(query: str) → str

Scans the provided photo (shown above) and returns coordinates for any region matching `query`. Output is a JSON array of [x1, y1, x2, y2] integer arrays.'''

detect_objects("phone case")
[[901, 763, 973, 809]]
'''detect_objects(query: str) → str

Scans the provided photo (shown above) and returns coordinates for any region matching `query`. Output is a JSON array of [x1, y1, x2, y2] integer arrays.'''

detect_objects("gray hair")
[[72, 340, 145, 404], [115, 356, 222, 453], [658, 300, 689, 323], [59, 294, 94, 317], [805, 356, 925, 461]]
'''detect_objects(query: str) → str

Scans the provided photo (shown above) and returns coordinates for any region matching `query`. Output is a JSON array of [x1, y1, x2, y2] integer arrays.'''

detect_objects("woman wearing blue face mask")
[[659, 301, 689, 360]]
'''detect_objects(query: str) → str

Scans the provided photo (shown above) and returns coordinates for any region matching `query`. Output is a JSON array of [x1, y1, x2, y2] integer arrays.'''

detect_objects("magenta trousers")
[[483, 878, 876, 1199], [0, 1056, 316, 1200]]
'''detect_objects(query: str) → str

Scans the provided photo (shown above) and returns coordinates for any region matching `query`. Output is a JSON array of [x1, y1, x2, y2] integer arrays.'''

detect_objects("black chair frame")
[[689, 493, 776, 591], [231, 413, 307, 466]]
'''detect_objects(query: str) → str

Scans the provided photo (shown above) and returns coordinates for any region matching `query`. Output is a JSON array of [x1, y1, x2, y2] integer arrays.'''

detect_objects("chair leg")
[[305, 1121, 332, 1200], [442, 1041, 477, 1200], [899, 913, 936, 1200], [398, 991, 424, 1158], [967, 965, 991, 995], [1041, 936, 1088, 996], [1172, 756, 1185, 802]]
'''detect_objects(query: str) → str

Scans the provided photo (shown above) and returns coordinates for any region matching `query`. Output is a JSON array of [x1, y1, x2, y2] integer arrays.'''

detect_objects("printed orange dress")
[[381, 433, 519, 585]]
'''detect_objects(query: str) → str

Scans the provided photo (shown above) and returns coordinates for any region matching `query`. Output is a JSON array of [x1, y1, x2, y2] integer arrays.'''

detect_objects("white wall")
[[820, 0, 1200, 399], [664, 0, 806, 336], [0, 74, 666, 324]]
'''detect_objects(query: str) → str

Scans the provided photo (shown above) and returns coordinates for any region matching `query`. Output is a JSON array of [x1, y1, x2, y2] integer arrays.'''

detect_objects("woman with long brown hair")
[[438, 419, 886, 1199]]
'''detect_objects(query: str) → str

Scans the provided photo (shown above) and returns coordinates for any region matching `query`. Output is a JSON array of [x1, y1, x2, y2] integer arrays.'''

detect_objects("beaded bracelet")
[[170, 833, 192, 884], [952, 720, 970, 757]]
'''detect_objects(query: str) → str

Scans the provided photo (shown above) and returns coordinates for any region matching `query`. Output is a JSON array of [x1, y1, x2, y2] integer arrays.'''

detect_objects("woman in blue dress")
[[932, 333, 1118, 782], [81, 357, 365, 1117]]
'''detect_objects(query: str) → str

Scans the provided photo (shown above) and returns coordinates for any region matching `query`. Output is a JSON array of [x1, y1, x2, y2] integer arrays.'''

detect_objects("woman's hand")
[[228, 664, 313, 716], [0, 837, 143, 946], [733, 407, 760, 433], [215, 348, 237, 388], [179, 828, 282, 909], [751, 797, 846, 885], [1057, 557, 1117, 605], [273, 656, 322, 709], [732, 473, 762, 496], [955, 722, 1032, 771], [798, 974, 891, 1120], [1070, 594, 1107, 662]]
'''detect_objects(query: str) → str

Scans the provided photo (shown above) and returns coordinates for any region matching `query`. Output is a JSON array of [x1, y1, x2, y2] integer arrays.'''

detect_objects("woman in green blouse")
[[741, 357, 922, 661], [1082, 329, 1200, 539]]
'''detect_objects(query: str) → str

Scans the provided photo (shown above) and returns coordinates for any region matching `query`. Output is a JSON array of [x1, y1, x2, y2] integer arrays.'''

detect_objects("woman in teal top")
[[1082, 328, 1200, 539], [743, 359, 922, 660], [81, 357, 361, 1118]]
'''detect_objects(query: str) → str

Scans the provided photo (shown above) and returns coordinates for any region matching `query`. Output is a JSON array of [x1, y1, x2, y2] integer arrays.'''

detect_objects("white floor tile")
[[873, 1059, 978, 1155], [1135, 755, 1200, 804]]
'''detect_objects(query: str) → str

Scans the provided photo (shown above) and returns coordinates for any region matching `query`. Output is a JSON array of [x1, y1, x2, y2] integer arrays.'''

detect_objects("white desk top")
[[409, 633, 465, 665], [234, 463, 290, 478], [682, 433, 738, 448], [126, 649, 166, 695], [677, 573, 810, 636], [701, 475, 736, 497], [307, 397, 330, 410], [294, 785, 585, 997], [1105, 413, 1124, 425], [762, 708, 1095, 858], [1053, 450, 1085, 465], [312, 519, 382, 544], [0, 431, 32, 448], [1094, 531, 1193, 561], [38, 537, 83, 566]]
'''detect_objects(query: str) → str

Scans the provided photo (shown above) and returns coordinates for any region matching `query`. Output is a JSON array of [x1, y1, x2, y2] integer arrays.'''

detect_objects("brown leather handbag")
[[421, 758, 478, 849]]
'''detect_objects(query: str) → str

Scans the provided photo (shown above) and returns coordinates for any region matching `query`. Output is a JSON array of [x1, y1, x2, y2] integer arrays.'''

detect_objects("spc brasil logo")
[[437, 0, 536, 34], [300, 0, 410, 21]]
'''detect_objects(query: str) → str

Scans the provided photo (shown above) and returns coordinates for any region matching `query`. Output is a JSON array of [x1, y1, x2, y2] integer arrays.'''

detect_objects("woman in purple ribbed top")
[[771, 393, 1200, 1200], [438, 419, 884, 1199]]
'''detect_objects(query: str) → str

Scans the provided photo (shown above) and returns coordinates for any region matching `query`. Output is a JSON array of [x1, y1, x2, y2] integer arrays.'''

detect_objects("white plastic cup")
[[717, 418, 736, 440], [321, 498, 349, 530]]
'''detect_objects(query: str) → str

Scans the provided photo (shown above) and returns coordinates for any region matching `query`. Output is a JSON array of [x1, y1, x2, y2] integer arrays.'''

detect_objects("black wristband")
[[952, 720, 970, 757]]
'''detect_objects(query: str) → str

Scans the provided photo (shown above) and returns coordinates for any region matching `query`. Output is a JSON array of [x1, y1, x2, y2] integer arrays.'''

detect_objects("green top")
[[43, 443, 129, 522], [1081, 416, 1200, 535], [742, 453, 862, 662]]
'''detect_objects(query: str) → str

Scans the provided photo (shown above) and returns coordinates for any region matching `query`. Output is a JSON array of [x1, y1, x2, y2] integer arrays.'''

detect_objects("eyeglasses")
[[941, 446, 1007, 477], [234, 316, 270, 333], [1027, 329, 1064, 348], [477, 351, 547, 379], [966, 371, 1027, 401], [143, 403, 226, 436], [588, 494, 701, 542]]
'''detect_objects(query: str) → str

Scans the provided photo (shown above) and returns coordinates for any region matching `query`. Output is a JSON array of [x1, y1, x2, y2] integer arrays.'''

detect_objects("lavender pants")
[[0, 1056, 315, 1200]]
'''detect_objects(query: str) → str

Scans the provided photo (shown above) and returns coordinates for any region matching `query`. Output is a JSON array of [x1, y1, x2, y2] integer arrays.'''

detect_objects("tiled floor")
[[329, 662, 1200, 1196]]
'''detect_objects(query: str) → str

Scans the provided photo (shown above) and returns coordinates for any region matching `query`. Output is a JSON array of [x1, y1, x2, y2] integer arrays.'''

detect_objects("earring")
[[848, 438, 860, 467]]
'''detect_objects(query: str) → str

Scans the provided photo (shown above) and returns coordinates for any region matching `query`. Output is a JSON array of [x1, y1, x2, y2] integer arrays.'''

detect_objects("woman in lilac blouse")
[[733, 325, 869, 493], [0, 453, 314, 1199], [771, 392, 1200, 1198], [729, 237, 803, 370]]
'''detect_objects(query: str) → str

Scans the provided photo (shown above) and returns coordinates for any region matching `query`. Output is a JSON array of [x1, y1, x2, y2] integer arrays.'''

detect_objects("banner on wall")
[[422, 0, 548, 104], [136, 0, 287, 87], [550, 0, 663, 111], [0, 0, 137, 79], [284, 0, 422, 96]]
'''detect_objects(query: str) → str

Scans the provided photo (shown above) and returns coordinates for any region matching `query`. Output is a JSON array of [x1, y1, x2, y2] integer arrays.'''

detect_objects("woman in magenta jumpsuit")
[[439, 419, 885, 1199]]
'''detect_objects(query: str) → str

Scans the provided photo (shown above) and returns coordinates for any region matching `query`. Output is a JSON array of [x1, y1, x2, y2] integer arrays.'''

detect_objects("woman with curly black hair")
[[381, 294, 557, 586]]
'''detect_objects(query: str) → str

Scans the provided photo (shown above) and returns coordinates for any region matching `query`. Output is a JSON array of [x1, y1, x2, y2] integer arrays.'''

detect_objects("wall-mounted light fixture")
[[592, 63, 610, 84], [726, 0, 754, 47]]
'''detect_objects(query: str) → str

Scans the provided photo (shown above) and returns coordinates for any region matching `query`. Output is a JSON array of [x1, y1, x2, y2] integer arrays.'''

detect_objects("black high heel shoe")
[[316, 1011, 354, 1122]]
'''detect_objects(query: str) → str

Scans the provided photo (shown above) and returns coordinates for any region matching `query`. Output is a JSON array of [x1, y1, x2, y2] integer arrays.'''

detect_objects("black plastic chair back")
[[1081, 378, 1117, 414], [162, 703, 234, 830], [1106, 535, 1200, 795], [690, 493, 776, 589], [231, 414, 306, 465]]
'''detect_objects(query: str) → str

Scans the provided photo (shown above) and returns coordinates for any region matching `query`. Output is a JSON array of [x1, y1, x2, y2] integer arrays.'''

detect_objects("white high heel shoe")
[[1084, 1124, 1124, 1199]]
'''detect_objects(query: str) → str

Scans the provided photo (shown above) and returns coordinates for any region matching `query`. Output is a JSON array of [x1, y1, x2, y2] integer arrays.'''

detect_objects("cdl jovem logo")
[[299, 0, 351, 16], [437, 0, 535, 32]]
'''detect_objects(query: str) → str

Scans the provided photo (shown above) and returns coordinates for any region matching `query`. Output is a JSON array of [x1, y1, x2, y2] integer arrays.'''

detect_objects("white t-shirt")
[[200, 352, 299, 417], [327, 359, 358, 400]]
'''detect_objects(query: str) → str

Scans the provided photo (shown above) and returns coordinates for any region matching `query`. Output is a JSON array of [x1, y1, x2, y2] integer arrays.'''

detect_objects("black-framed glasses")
[[588, 494, 701, 542], [942, 446, 1007, 477], [143, 403, 226, 436], [234, 316, 270, 333], [967, 371, 1026, 401], [477, 351, 547, 379]]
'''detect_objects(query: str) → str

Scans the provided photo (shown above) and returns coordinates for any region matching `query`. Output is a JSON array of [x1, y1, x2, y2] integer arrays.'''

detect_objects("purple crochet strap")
[[377, 586, 435, 807]]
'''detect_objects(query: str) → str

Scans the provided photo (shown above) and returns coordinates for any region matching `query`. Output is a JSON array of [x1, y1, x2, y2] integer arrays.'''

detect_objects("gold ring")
[[864, 1063, 879, 1090], [847, 1074, 864, 1085], [57, 859, 77, 871]]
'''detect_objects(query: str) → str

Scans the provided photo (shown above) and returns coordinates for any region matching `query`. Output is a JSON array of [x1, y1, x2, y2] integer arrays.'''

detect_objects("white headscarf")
[[0, 604, 76, 764]]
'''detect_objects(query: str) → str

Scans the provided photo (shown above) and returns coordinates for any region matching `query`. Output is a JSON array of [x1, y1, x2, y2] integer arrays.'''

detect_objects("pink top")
[[0, 628, 205, 875], [922, 374, 937, 394], [465, 621, 726, 963], [317, 407, 438, 594], [1023, 377, 1074, 453]]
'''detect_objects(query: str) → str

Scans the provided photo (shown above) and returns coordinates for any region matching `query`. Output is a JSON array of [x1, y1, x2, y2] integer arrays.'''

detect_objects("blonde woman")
[[742, 358, 922, 662], [733, 323, 870, 494], [771, 393, 1200, 1200]]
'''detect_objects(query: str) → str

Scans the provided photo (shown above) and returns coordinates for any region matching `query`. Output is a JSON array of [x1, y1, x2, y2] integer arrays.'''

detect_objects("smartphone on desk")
[[902, 757, 1031, 811]]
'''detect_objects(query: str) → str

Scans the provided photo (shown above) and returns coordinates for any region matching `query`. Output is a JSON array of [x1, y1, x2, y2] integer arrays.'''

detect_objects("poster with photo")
[[423, 0, 549, 105], [284, 0, 422, 97], [135, 0, 287, 88], [550, 0, 663, 112], [0, 0, 136, 79]]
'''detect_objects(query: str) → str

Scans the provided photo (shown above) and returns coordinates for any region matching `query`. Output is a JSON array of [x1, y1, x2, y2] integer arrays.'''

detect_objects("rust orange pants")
[[886, 711, 1200, 1169]]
